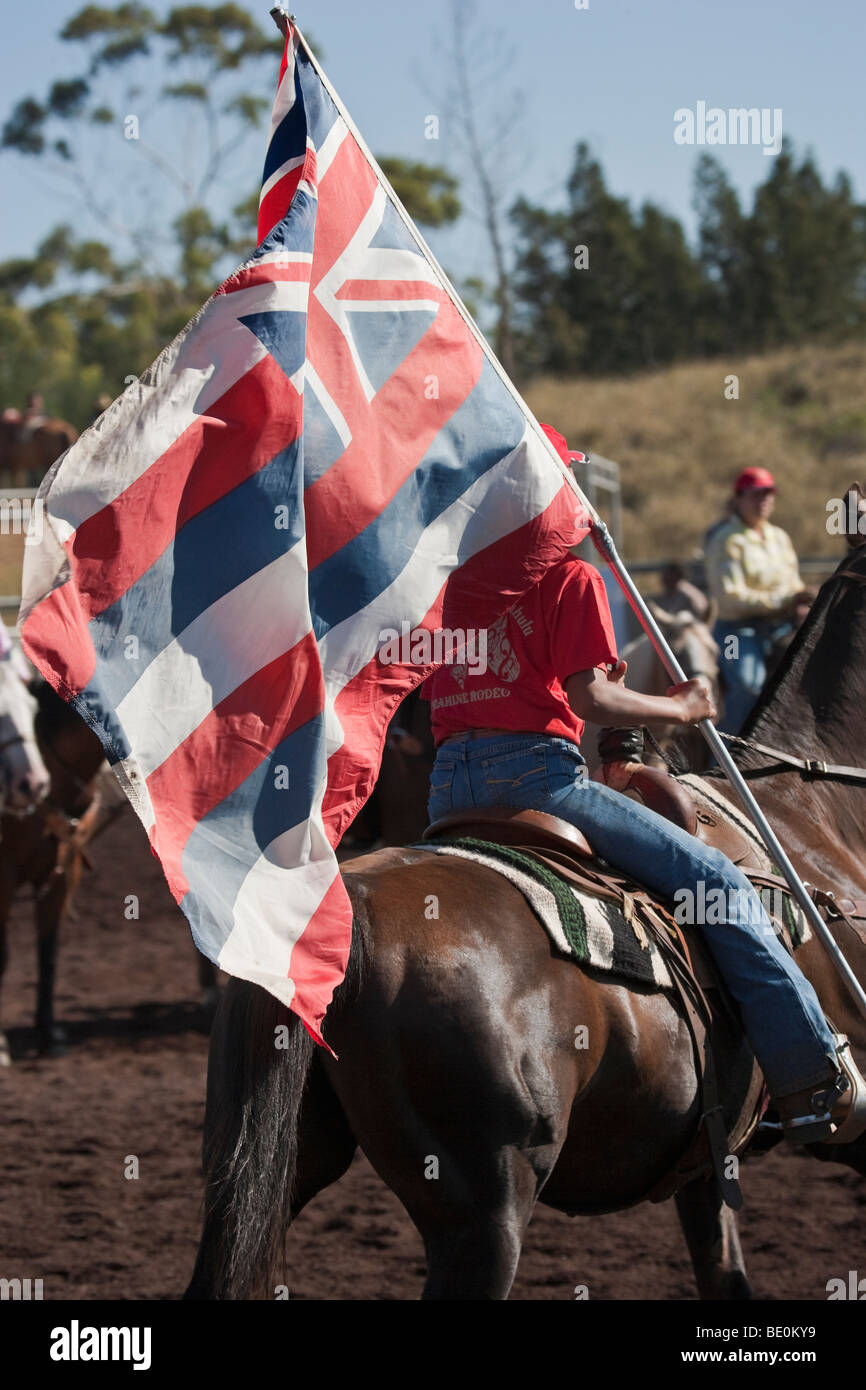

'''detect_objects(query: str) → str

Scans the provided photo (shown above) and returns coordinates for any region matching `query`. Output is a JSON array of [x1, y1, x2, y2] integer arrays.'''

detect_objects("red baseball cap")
[[539, 422, 586, 467], [734, 466, 776, 494]]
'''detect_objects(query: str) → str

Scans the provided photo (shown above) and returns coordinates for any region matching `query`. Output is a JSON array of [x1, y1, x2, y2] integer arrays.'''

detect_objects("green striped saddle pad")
[[412, 836, 809, 992]]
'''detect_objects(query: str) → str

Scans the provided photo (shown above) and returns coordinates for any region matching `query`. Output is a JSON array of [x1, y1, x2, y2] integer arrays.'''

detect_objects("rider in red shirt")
[[426, 557, 617, 747], [420, 423, 866, 1147]]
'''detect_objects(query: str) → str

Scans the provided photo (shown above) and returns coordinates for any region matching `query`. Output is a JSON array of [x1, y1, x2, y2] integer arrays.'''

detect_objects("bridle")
[[0, 729, 50, 818], [709, 549, 866, 784]]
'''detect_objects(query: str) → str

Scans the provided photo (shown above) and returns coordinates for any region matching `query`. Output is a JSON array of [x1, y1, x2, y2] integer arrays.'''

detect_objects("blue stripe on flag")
[[298, 52, 340, 152], [345, 308, 437, 396], [262, 63, 306, 184], [239, 308, 307, 383], [179, 712, 327, 958]]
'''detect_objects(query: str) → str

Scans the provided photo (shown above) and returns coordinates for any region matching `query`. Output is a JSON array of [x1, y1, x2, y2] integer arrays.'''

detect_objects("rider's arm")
[[565, 662, 716, 728], [553, 560, 716, 728]]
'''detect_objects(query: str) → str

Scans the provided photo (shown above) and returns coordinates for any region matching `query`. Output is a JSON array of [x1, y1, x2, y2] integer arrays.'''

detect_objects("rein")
[[713, 733, 866, 785]]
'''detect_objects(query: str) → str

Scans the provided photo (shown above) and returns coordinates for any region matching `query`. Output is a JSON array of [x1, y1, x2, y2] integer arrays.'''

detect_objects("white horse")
[[0, 626, 50, 812]]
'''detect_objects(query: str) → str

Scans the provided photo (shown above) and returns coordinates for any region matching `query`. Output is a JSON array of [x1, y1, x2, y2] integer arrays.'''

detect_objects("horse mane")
[[738, 540, 866, 759]]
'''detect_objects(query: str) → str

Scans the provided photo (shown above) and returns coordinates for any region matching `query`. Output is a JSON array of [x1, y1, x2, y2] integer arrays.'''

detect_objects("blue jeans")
[[714, 618, 793, 734], [427, 733, 837, 1099]]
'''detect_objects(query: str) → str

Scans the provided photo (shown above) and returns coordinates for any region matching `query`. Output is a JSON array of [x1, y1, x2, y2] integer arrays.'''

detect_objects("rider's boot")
[[777, 1035, 866, 1145]]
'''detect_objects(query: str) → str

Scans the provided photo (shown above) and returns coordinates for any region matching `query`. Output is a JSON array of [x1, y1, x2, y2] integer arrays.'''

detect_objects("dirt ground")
[[1, 810, 864, 1302]]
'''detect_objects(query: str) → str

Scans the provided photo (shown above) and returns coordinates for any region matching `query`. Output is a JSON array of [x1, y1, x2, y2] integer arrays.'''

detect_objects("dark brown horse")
[[0, 414, 78, 489], [0, 676, 106, 1060], [184, 535, 866, 1301]]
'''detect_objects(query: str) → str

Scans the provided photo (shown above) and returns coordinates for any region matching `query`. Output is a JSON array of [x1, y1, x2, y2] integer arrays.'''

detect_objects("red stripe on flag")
[[258, 166, 305, 244], [335, 280, 445, 303], [310, 133, 377, 284], [66, 355, 301, 623], [146, 629, 325, 900], [278, 29, 291, 87], [288, 870, 353, 1048], [218, 261, 311, 295], [20, 580, 98, 701]]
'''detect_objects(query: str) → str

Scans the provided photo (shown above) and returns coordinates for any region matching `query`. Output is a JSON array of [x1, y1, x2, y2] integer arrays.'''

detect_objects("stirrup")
[[782, 1036, 866, 1145]]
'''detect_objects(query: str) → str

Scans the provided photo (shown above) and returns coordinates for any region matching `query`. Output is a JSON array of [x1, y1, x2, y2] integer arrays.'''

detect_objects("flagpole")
[[267, 8, 866, 1025]]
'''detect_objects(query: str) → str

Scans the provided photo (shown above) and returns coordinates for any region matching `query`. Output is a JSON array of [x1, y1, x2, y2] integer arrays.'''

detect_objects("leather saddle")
[[423, 805, 595, 860]]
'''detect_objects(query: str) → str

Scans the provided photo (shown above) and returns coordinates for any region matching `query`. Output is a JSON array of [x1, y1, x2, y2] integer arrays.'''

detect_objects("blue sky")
[[1, 0, 864, 288]]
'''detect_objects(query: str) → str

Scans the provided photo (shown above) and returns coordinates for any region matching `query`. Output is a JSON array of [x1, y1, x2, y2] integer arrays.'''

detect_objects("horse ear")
[[844, 482, 866, 549]]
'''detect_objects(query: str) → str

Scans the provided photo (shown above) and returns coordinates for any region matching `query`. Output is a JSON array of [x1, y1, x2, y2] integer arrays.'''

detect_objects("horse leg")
[[0, 865, 17, 1064], [675, 1176, 752, 1299], [0, 910, 9, 1066], [417, 1150, 541, 1300], [322, 1017, 560, 1300], [34, 870, 68, 1056]]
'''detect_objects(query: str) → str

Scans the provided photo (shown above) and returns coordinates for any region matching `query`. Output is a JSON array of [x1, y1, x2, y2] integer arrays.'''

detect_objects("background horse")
[[0, 647, 221, 1061], [0, 413, 78, 489], [0, 639, 50, 813], [0, 664, 105, 1063]]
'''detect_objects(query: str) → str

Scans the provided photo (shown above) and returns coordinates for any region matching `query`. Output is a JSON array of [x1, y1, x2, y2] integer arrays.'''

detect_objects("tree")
[[747, 140, 866, 347], [429, 0, 525, 377], [378, 158, 460, 229], [511, 137, 866, 378], [2, 4, 276, 279]]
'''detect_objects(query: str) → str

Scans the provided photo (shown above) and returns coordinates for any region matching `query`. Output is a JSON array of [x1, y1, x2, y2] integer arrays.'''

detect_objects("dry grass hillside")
[[527, 340, 866, 564]]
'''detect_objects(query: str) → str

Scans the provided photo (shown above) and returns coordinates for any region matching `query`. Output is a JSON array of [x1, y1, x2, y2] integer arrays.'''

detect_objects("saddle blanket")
[[412, 833, 809, 991], [412, 836, 674, 990]]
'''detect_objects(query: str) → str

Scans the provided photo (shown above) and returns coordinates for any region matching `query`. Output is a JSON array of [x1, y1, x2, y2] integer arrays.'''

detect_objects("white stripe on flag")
[[217, 810, 338, 1008], [304, 362, 352, 448], [114, 538, 311, 780], [267, 44, 297, 141], [314, 117, 347, 183]]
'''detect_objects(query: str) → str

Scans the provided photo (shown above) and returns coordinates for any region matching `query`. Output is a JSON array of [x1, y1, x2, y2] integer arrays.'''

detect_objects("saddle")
[[422, 778, 775, 1210]]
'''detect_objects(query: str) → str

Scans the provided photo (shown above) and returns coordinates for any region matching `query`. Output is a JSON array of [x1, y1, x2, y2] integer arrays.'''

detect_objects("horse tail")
[[188, 976, 317, 1300]]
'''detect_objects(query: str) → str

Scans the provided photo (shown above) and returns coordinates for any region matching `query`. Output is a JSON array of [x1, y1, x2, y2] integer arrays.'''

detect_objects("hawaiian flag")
[[19, 20, 589, 1046]]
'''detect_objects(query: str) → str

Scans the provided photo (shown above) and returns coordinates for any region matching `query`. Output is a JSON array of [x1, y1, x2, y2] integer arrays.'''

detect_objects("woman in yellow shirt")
[[705, 467, 811, 732]]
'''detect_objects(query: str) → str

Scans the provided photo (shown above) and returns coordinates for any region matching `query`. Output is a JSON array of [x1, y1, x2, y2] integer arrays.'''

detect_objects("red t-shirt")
[[420, 557, 618, 746]]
